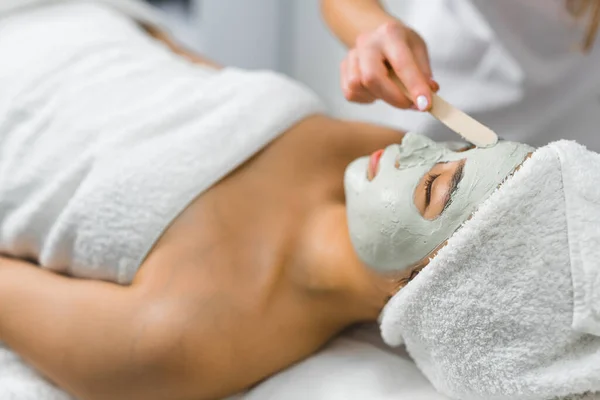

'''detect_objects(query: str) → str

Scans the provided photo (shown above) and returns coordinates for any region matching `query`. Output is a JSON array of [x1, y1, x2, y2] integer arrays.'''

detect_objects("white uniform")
[[371, 0, 600, 150]]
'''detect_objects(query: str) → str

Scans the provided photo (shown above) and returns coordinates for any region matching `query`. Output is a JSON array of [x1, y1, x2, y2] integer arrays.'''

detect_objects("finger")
[[384, 40, 432, 111], [340, 57, 356, 100], [351, 92, 378, 103], [341, 52, 377, 103], [346, 50, 376, 103], [410, 34, 440, 94], [409, 33, 433, 79], [340, 57, 350, 96], [357, 47, 412, 109]]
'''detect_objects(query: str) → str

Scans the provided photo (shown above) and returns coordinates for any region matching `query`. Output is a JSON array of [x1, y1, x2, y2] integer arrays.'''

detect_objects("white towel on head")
[[380, 141, 600, 400]]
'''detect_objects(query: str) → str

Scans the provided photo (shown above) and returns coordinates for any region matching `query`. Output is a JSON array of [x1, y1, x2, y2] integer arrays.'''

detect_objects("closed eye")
[[414, 160, 465, 220], [424, 174, 439, 208], [442, 162, 464, 212]]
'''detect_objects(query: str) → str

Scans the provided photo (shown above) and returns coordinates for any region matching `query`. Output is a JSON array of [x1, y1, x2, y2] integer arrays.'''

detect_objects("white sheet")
[[1, 328, 447, 400], [241, 325, 448, 400]]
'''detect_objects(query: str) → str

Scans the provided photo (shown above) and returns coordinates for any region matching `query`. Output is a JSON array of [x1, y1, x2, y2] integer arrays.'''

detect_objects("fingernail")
[[416, 95, 429, 111]]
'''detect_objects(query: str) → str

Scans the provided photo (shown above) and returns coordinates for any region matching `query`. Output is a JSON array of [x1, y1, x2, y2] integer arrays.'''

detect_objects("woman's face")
[[344, 133, 534, 272]]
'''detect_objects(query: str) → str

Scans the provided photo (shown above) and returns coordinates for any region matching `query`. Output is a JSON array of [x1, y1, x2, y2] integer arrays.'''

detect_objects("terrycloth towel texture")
[[0, 2, 323, 399], [380, 141, 600, 400], [0, 0, 166, 28], [0, 1, 323, 284]]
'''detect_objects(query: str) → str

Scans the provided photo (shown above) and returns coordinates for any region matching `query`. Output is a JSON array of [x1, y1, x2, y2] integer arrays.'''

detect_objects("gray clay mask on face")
[[344, 133, 534, 272]]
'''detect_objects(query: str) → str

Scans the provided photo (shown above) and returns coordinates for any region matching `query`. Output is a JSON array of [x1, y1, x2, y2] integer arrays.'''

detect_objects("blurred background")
[[146, 0, 376, 122], [145, 0, 600, 150]]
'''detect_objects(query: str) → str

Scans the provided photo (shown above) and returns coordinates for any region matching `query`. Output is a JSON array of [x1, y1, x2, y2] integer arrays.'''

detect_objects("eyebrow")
[[441, 161, 465, 212]]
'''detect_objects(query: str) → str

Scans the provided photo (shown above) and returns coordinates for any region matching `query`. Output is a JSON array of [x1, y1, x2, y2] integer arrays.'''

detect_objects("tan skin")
[[0, 25, 462, 400]]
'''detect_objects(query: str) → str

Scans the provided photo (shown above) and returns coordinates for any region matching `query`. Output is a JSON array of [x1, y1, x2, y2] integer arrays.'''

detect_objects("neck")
[[287, 202, 396, 325]]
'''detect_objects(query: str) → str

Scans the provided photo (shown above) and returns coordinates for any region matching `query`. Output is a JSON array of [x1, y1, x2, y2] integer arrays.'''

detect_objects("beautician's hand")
[[340, 20, 438, 110]]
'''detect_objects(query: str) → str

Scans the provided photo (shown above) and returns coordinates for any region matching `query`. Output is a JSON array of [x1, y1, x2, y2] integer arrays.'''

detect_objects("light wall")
[[193, 0, 282, 70], [175, 0, 410, 126], [187, 0, 348, 105]]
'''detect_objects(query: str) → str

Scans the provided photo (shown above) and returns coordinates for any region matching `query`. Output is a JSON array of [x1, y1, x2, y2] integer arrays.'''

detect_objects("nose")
[[395, 146, 444, 170]]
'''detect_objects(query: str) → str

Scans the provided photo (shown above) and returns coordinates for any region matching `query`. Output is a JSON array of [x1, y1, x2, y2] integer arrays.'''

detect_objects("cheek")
[[367, 169, 429, 225], [348, 186, 398, 227], [347, 166, 429, 235], [349, 177, 420, 244], [347, 179, 400, 236]]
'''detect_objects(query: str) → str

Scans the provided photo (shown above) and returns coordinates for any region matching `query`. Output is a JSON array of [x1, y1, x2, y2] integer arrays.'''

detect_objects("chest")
[[138, 116, 404, 290], [133, 145, 341, 395]]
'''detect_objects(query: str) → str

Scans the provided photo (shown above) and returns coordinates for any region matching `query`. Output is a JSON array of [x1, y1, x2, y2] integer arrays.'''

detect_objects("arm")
[[321, 0, 397, 47], [0, 257, 186, 400]]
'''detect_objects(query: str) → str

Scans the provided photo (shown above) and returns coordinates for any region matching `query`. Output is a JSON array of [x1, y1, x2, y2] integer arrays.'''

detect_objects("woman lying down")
[[0, 1, 598, 400]]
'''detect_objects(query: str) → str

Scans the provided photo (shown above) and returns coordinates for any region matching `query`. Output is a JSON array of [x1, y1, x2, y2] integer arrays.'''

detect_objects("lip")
[[367, 149, 385, 180]]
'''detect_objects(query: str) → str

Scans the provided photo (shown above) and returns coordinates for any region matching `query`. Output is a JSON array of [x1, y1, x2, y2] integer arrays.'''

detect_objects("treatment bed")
[[0, 326, 448, 400]]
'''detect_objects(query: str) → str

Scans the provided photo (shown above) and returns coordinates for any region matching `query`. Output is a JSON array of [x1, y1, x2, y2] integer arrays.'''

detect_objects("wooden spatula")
[[388, 70, 498, 148]]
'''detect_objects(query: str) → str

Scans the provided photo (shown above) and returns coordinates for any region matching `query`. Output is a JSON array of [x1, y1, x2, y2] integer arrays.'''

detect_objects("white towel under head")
[[380, 141, 600, 400]]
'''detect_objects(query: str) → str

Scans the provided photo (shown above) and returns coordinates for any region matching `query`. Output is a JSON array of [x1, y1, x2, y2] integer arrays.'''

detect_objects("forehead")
[[399, 134, 527, 168]]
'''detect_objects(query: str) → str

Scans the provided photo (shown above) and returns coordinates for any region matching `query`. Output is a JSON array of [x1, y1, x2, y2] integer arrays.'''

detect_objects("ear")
[[390, 240, 449, 293]]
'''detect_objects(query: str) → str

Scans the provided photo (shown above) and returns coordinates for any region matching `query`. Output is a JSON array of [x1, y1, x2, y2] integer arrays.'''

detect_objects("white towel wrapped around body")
[[380, 141, 600, 400], [0, 0, 323, 284]]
